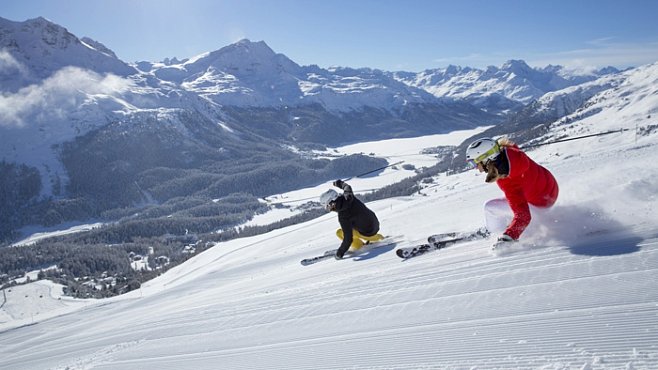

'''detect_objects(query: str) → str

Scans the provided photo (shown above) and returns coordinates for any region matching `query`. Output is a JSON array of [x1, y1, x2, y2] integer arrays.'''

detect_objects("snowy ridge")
[[392, 60, 619, 110], [0, 16, 622, 114], [0, 16, 630, 200], [0, 17, 474, 197], [144, 39, 436, 110], [547, 62, 658, 136], [0, 17, 135, 90], [1, 61, 657, 368]]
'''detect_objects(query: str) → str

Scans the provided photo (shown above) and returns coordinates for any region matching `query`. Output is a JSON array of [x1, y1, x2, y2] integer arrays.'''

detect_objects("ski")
[[300, 249, 337, 266], [397, 228, 491, 259], [300, 239, 394, 266], [396, 238, 463, 259], [427, 227, 489, 244]]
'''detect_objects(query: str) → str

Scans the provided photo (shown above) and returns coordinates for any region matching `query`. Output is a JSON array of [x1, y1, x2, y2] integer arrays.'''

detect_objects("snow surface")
[[250, 128, 489, 227], [1, 64, 658, 370], [1, 119, 657, 369], [0, 280, 92, 332], [11, 222, 104, 247]]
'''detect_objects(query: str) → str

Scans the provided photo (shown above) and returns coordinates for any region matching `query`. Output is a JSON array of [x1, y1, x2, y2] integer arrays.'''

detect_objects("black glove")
[[333, 179, 345, 189], [342, 185, 354, 202]]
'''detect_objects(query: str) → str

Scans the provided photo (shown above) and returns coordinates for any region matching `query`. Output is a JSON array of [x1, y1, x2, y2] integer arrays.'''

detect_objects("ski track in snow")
[[1, 122, 658, 369], [4, 234, 658, 370]]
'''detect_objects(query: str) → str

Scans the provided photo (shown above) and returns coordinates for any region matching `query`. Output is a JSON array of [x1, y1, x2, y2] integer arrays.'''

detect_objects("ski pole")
[[521, 128, 632, 149], [343, 160, 405, 181]]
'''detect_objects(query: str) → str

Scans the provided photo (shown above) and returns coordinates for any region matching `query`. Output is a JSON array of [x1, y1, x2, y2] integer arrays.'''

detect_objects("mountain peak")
[[1, 16, 77, 47], [234, 38, 266, 47], [222, 39, 276, 56], [0, 17, 135, 82], [24, 16, 53, 25], [597, 66, 621, 75], [188, 38, 300, 75], [501, 59, 532, 71], [22, 17, 79, 42], [443, 64, 462, 74]]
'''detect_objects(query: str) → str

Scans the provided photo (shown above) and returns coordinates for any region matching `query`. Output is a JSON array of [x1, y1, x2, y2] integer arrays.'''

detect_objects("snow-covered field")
[[249, 128, 488, 227], [0, 280, 92, 330], [1, 64, 658, 369], [11, 222, 104, 247], [1, 122, 657, 369]]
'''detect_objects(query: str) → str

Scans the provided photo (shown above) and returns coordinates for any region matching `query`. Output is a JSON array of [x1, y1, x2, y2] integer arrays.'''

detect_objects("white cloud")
[[529, 40, 658, 71], [226, 25, 247, 44], [0, 49, 28, 76], [0, 67, 134, 127]]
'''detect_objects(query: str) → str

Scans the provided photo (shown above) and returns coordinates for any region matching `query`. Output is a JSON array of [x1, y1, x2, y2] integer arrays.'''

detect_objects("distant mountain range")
[[391, 60, 620, 112], [1, 17, 618, 112], [0, 16, 636, 242]]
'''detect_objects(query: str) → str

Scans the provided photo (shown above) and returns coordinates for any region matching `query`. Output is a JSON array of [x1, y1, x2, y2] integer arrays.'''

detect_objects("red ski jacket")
[[496, 145, 559, 240]]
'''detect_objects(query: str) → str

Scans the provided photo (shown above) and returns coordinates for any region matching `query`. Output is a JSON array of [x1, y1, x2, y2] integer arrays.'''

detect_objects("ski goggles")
[[467, 145, 500, 168], [466, 159, 487, 170], [466, 159, 479, 168]]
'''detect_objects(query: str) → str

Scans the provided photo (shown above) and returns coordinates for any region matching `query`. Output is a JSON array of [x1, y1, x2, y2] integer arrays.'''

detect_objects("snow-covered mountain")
[[544, 61, 658, 141], [0, 17, 488, 202], [490, 62, 655, 142], [138, 39, 439, 110], [392, 60, 619, 112], [1, 59, 656, 368], [0, 15, 648, 245], [0, 17, 135, 91], [0, 16, 620, 116], [0, 17, 208, 197]]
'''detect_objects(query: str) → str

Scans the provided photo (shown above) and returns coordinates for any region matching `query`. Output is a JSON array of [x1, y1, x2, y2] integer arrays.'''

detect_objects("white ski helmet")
[[465, 138, 500, 167], [319, 189, 339, 206]]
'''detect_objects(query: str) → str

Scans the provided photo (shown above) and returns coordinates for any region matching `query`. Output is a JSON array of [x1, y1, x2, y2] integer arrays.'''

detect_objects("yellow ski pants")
[[336, 229, 384, 250]]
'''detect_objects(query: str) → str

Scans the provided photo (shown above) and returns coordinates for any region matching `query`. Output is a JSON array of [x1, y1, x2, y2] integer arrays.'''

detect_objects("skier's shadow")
[[351, 243, 397, 261], [568, 234, 643, 256]]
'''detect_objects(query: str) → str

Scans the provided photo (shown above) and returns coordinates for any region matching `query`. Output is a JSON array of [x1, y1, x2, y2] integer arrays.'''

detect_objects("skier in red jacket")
[[465, 137, 559, 248]]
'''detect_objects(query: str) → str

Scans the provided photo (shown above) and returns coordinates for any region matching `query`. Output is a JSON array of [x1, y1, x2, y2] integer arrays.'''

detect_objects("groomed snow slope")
[[1, 63, 658, 369], [1, 125, 657, 369]]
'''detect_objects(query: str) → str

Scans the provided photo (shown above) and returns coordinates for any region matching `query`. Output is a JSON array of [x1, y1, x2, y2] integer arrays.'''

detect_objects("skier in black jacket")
[[319, 179, 383, 260]]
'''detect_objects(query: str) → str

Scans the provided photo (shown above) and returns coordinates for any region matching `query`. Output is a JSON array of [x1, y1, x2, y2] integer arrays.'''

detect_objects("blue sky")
[[3, 0, 658, 71]]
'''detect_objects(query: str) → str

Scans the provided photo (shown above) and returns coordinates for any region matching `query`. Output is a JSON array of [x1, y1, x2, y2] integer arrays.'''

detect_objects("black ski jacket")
[[334, 187, 380, 256]]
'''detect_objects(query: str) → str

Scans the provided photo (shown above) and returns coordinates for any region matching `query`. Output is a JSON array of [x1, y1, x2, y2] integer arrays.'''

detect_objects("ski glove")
[[334, 179, 354, 201]]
